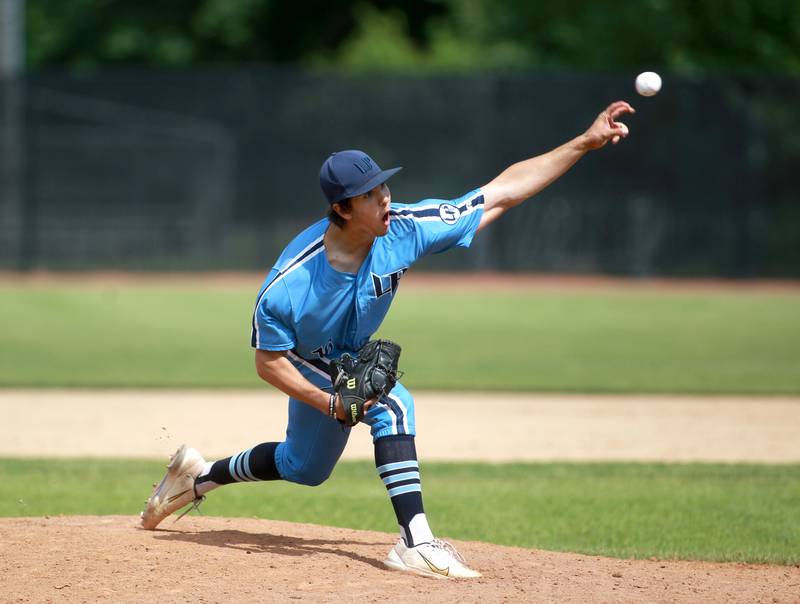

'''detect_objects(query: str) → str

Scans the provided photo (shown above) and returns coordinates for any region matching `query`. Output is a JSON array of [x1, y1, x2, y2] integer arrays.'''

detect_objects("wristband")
[[328, 393, 337, 418]]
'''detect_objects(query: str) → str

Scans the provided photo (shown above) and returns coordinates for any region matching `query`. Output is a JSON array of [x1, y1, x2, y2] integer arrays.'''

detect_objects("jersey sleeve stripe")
[[389, 192, 484, 222], [389, 200, 443, 217], [390, 207, 440, 219]]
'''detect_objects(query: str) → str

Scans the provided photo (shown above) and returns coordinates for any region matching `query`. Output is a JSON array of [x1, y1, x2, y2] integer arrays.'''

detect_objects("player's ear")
[[333, 199, 353, 221], [331, 203, 344, 219]]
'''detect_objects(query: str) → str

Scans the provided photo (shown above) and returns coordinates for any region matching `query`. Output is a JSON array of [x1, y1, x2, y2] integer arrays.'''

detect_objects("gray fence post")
[[1, 0, 27, 269]]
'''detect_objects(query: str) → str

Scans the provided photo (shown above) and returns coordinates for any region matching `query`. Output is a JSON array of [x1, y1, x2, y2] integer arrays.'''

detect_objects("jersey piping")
[[389, 192, 484, 222], [251, 236, 325, 348], [286, 349, 331, 382]]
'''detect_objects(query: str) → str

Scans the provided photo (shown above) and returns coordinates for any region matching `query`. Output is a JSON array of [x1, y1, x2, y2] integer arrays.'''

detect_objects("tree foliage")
[[23, 0, 800, 74]]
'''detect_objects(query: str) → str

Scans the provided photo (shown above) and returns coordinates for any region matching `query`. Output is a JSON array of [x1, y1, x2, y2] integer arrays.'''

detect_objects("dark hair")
[[327, 198, 352, 228]]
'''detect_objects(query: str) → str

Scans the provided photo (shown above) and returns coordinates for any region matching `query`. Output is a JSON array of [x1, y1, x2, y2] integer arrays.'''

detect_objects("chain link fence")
[[1, 69, 798, 276]]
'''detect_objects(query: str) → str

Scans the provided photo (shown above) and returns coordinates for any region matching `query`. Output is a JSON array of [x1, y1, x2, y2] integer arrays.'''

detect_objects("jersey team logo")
[[438, 203, 461, 225], [311, 338, 334, 358], [372, 267, 408, 298]]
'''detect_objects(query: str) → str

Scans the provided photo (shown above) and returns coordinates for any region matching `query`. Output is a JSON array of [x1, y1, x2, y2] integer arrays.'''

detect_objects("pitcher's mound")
[[0, 516, 796, 603]]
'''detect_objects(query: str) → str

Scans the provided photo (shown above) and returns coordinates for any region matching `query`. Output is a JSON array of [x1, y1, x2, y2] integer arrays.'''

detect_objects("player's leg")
[[364, 383, 480, 578], [194, 442, 280, 494], [141, 395, 350, 529], [194, 396, 350, 492], [273, 394, 351, 486], [365, 383, 430, 545]]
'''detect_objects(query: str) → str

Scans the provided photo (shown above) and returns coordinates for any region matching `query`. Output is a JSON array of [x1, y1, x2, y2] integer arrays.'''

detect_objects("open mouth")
[[382, 212, 390, 226]]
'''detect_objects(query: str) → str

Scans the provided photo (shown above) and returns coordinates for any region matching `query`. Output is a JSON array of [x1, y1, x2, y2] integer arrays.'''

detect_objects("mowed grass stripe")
[[1, 283, 798, 392], [2, 459, 798, 564], [385, 289, 800, 393]]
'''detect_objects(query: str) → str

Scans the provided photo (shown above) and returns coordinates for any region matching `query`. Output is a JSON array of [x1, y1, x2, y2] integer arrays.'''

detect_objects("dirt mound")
[[1, 516, 797, 603]]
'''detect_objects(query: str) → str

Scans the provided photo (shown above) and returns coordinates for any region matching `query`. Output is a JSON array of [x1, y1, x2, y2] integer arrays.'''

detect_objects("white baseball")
[[635, 71, 662, 97]]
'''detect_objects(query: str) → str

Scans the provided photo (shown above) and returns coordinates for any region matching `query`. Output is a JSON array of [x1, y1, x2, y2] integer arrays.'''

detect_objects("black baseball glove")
[[328, 339, 402, 426]]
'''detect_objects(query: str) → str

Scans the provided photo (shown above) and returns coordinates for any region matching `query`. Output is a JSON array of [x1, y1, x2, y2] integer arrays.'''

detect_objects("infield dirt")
[[2, 515, 799, 604]]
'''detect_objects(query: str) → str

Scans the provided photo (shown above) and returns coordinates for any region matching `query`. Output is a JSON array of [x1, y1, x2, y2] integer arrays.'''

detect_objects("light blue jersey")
[[251, 189, 484, 380], [248, 189, 484, 485]]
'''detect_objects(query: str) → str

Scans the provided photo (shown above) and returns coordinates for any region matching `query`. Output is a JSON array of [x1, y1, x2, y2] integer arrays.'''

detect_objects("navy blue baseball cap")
[[319, 150, 402, 205]]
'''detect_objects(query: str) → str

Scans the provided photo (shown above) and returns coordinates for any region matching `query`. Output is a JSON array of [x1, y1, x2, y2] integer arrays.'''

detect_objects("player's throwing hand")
[[581, 100, 635, 149]]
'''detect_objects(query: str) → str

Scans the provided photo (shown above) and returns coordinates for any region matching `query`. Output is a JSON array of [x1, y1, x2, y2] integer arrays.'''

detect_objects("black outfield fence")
[[1, 69, 798, 276]]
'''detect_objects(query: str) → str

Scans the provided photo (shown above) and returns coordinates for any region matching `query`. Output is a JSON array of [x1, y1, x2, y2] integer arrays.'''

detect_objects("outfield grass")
[[1, 283, 798, 393], [2, 459, 798, 564]]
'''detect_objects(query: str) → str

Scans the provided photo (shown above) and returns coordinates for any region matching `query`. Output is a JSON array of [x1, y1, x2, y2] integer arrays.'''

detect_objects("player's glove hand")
[[328, 339, 402, 426]]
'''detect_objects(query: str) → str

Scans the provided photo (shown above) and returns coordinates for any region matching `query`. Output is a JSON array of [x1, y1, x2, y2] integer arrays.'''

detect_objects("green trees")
[[25, 0, 800, 74]]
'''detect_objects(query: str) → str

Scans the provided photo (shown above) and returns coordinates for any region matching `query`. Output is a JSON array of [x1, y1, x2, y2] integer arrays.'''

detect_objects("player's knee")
[[289, 463, 334, 487], [278, 451, 336, 486]]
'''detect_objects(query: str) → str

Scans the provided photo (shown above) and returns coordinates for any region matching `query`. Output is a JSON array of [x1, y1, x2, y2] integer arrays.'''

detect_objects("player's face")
[[349, 183, 392, 236]]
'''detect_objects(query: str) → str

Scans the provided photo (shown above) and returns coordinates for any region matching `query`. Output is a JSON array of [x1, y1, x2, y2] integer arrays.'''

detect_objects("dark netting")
[[0, 69, 797, 276]]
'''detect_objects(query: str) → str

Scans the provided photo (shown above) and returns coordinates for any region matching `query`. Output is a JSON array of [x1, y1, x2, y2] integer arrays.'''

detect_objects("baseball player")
[[141, 100, 634, 579]]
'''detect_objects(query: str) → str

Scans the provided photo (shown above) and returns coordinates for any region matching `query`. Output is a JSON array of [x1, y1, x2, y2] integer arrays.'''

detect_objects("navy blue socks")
[[374, 435, 433, 547]]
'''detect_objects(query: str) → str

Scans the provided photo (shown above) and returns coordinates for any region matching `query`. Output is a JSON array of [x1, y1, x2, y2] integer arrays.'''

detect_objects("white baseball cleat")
[[384, 538, 481, 579], [140, 444, 206, 530]]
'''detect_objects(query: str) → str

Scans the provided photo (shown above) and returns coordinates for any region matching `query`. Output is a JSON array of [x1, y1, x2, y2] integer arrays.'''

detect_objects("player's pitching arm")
[[477, 100, 634, 233]]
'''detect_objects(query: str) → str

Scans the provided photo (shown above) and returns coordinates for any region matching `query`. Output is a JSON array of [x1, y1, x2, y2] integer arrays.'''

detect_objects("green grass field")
[[2, 458, 798, 564], [1, 282, 799, 392]]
